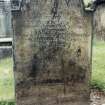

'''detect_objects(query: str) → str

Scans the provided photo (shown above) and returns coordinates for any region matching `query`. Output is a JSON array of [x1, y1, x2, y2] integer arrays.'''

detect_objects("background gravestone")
[[0, 1, 12, 38], [12, 0, 92, 105], [93, 3, 105, 41], [0, 0, 12, 59]]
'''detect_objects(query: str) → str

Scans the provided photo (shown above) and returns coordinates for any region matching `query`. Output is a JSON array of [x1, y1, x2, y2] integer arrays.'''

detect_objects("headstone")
[[0, 1, 12, 59], [93, 3, 105, 40], [0, 0, 12, 38], [12, 0, 92, 105]]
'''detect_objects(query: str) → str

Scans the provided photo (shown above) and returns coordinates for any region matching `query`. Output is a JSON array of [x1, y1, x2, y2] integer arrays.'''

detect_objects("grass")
[[0, 101, 15, 105], [0, 40, 105, 104], [0, 57, 15, 101], [91, 40, 105, 91]]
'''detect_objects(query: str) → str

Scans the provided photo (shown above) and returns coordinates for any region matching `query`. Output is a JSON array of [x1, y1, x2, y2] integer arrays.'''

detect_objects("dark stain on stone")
[[68, 59, 76, 66], [76, 65, 86, 82], [64, 0, 71, 7], [36, 79, 64, 84], [29, 54, 40, 78], [51, 0, 59, 19], [26, 3, 30, 10], [67, 59, 86, 85], [16, 80, 31, 90], [76, 47, 81, 57]]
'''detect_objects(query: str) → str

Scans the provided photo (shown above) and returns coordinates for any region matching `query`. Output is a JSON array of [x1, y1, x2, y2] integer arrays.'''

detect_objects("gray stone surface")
[[0, 1, 12, 38], [0, 47, 12, 59], [12, 0, 92, 105]]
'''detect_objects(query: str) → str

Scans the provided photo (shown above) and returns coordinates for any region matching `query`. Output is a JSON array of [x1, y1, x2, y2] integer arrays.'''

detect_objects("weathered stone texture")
[[12, 0, 92, 105]]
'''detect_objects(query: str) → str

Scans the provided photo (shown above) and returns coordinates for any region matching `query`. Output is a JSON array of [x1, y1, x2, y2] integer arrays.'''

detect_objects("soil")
[[90, 89, 105, 105]]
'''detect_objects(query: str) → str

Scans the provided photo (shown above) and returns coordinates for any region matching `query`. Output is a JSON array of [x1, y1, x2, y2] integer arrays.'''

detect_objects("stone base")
[[16, 85, 90, 105], [17, 97, 90, 105]]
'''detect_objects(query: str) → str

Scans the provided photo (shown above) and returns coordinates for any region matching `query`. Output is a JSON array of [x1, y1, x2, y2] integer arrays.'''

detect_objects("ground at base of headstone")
[[0, 89, 105, 105], [17, 89, 105, 105], [15, 89, 105, 105], [91, 89, 105, 105]]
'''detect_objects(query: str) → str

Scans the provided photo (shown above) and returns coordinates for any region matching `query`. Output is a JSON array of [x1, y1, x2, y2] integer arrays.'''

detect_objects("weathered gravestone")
[[12, 0, 92, 105], [0, 1, 12, 59], [0, 1, 12, 38], [93, 3, 105, 40]]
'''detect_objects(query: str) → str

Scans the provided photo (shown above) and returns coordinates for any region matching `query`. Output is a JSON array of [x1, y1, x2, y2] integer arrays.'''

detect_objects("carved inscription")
[[35, 20, 68, 63], [29, 0, 88, 86]]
